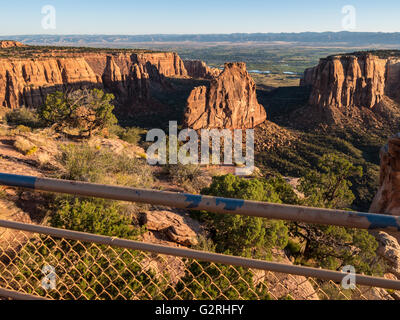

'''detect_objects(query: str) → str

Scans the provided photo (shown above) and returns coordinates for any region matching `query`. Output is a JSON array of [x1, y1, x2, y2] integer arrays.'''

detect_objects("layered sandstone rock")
[[140, 210, 201, 246], [370, 134, 400, 284], [137, 52, 187, 77], [301, 53, 400, 127], [183, 60, 221, 79], [304, 54, 387, 109], [0, 41, 26, 48], [184, 62, 267, 129], [0, 51, 187, 111], [370, 133, 400, 216]]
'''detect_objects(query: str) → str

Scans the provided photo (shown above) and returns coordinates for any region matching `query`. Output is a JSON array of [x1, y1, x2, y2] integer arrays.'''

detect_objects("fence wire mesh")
[[0, 229, 398, 300]]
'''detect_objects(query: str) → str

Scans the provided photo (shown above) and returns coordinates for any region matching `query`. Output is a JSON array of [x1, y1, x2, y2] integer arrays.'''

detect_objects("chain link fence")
[[0, 228, 398, 300]]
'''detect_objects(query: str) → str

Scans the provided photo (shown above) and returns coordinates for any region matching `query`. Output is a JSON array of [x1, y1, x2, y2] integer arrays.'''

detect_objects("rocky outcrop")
[[301, 53, 400, 127], [140, 210, 201, 246], [137, 52, 187, 77], [0, 41, 25, 48], [370, 134, 400, 285], [370, 133, 400, 216], [373, 231, 400, 279], [184, 62, 267, 129], [304, 54, 388, 109], [0, 51, 187, 112], [183, 60, 221, 79]]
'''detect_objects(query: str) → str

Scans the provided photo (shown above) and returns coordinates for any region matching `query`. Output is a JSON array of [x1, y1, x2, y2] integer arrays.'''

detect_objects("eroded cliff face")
[[183, 60, 221, 79], [304, 54, 388, 109], [301, 53, 400, 127], [369, 133, 400, 280], [0, 51, 187, 112], [184, 62, 267, 129], [370, 133, 400, 216]]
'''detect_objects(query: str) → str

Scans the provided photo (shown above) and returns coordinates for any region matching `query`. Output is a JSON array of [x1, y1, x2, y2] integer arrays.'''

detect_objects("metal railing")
[[1, 173, 399, 234], [0, 173, 399, 300]]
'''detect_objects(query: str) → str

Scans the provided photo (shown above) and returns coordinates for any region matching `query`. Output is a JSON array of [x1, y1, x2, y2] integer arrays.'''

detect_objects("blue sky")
[[0, 0, 399, 35]]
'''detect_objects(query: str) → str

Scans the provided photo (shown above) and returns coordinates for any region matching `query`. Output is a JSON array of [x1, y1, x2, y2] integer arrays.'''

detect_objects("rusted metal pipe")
[[0, 173, 399, 233], [0, 286, 49, 300]]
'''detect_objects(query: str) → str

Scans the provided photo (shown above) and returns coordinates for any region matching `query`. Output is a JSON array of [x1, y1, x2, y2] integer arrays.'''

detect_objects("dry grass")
[[0, 127, 9, 137], [14, 137, 37, 155], [37, 152, 51, 167]]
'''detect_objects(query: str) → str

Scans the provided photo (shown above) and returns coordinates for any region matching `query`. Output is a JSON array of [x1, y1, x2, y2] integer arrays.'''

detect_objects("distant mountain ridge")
[[3, 32, 400, 46]]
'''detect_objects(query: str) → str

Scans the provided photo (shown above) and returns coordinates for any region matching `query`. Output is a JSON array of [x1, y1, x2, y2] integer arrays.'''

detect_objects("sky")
[[0, 0, 399, 35]]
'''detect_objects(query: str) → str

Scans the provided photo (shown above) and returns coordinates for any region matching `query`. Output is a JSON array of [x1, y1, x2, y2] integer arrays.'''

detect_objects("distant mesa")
[[299, 51, 400, 130], [184, 62, 267, 130], [0, 40, 26, 48]]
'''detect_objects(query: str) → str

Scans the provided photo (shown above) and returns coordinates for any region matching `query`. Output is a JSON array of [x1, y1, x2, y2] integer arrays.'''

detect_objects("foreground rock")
[[370, 133, 400, 290], [370, 133, 400, 216], [372, 231, 400, 278], [184, 62, 267, 129], [140, 210, 201, 246]]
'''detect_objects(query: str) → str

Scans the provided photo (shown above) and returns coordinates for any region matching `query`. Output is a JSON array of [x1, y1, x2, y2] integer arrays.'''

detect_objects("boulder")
[[140, 210, 201, 246]]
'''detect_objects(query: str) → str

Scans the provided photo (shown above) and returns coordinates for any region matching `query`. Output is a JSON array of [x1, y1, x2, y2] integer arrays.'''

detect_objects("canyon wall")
[[300, 53, 400, 127], [0, 51, 187, 111], [184, 62, 267, 129], [183, 60, 221, 79], [303, 54, 388, 109]]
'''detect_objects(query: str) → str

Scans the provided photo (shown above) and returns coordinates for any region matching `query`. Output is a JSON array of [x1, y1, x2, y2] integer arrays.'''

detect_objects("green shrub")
[[14, 136, 37, 155], [50, 197, 142, 239], [199, 174, 292, 258], [107, 124, 125, 138], [299, 154, 363, 209], [58, 144, 154, 187], [285, 240, 302, 256], [171, 262, 272, 300], [16, 125, 31, 133], [108, 126, 144, 145], [6, 196, 166, 300], [289, 154, 385, 275], [164, 164, 205, 193], [165, 164, 202, 183], [120, 127, 143, 145], [39, 89, 117, 137], [6, 107, 42, 128]]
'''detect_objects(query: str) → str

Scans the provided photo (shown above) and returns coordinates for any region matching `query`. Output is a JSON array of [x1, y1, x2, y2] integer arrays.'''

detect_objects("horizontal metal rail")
[[0, 173, 399, 234], [0, 286, 48, 300], [1, 218, 400, 291]]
